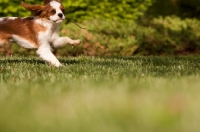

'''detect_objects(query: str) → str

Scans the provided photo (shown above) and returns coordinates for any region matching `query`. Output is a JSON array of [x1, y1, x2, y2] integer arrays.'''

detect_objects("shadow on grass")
[[0, 58, 45, 65], [0, 57, 82, 66], [60, 58, 82, 65]]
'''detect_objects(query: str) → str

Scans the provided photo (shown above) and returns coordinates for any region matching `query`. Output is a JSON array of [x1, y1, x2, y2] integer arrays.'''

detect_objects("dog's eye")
[[62, 9, 65, 14], [50, 9, 56, 14]]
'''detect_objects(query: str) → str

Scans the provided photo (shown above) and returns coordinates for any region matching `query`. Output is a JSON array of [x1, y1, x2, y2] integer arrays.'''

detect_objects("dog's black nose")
[[58, 13, 63, 18]]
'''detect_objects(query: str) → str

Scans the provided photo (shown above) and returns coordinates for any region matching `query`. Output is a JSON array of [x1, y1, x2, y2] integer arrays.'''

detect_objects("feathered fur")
[[0, 0, 81, 67]]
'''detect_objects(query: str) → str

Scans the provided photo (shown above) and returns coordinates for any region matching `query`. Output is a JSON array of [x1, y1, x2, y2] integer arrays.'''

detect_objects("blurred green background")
[[1, 0, 200, 56]]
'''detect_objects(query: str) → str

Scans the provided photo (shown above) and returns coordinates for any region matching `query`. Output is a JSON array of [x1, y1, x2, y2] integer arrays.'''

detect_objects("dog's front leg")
[[52, 36, 81, 48], [37, 44, 62, 67]]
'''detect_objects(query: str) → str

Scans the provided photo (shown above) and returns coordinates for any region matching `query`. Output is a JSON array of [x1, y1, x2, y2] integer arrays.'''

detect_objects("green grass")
[[0, 56, 200, 132]]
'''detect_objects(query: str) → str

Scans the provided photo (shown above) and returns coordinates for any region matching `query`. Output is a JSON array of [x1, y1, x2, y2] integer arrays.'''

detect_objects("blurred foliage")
[[62, 17, 200, 56], [136, 16, 200, 55], [1, 0, 199, 20], [0, 0, 41, 17], [147, 0, 200, 18], [1, 0, 200, 56], [0, 0, 155, 22], [63, 0, 155, 22], [2, 17, 200, 56]]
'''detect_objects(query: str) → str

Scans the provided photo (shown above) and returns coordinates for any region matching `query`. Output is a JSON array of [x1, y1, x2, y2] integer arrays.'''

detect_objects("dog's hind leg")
[[0, 33, 11, 46], [0, 39, 8, 46]]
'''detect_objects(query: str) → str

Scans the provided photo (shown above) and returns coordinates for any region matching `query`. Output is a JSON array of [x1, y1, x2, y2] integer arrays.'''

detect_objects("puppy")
[[0, 0, 81, 67]]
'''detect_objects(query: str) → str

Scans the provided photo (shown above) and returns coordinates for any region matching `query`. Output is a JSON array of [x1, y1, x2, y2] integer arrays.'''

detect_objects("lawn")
[[0, 56, 200, 132]]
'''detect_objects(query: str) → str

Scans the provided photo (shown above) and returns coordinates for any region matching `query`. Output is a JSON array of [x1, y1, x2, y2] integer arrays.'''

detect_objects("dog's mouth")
[[53, 19, 64, 23]]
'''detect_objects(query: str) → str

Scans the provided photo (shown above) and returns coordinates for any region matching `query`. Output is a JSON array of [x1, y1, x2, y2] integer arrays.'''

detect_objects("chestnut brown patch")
[[0, 17, 46, 48]]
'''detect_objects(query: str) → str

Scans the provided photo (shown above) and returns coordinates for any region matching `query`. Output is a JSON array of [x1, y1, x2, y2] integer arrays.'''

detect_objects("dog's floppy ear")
[[21, 1, 45, 16], [43, 0, 61, 5]]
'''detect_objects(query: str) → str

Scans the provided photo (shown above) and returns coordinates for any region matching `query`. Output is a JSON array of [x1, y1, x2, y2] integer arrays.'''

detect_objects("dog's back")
[[0, 17, 46, 48]]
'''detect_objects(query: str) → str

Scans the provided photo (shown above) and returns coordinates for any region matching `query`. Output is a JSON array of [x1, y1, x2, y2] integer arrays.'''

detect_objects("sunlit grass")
[[0, 56, 200, 132]]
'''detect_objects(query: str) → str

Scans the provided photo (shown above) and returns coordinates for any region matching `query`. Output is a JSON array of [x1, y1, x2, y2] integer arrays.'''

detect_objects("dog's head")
[[21, 0, 65, 23]]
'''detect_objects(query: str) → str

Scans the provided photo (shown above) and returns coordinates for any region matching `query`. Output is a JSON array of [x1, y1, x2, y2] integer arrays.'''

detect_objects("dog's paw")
[[72, 39, 81, 46], [49, 62, 63, 67], [55, 63, 63, 67]]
